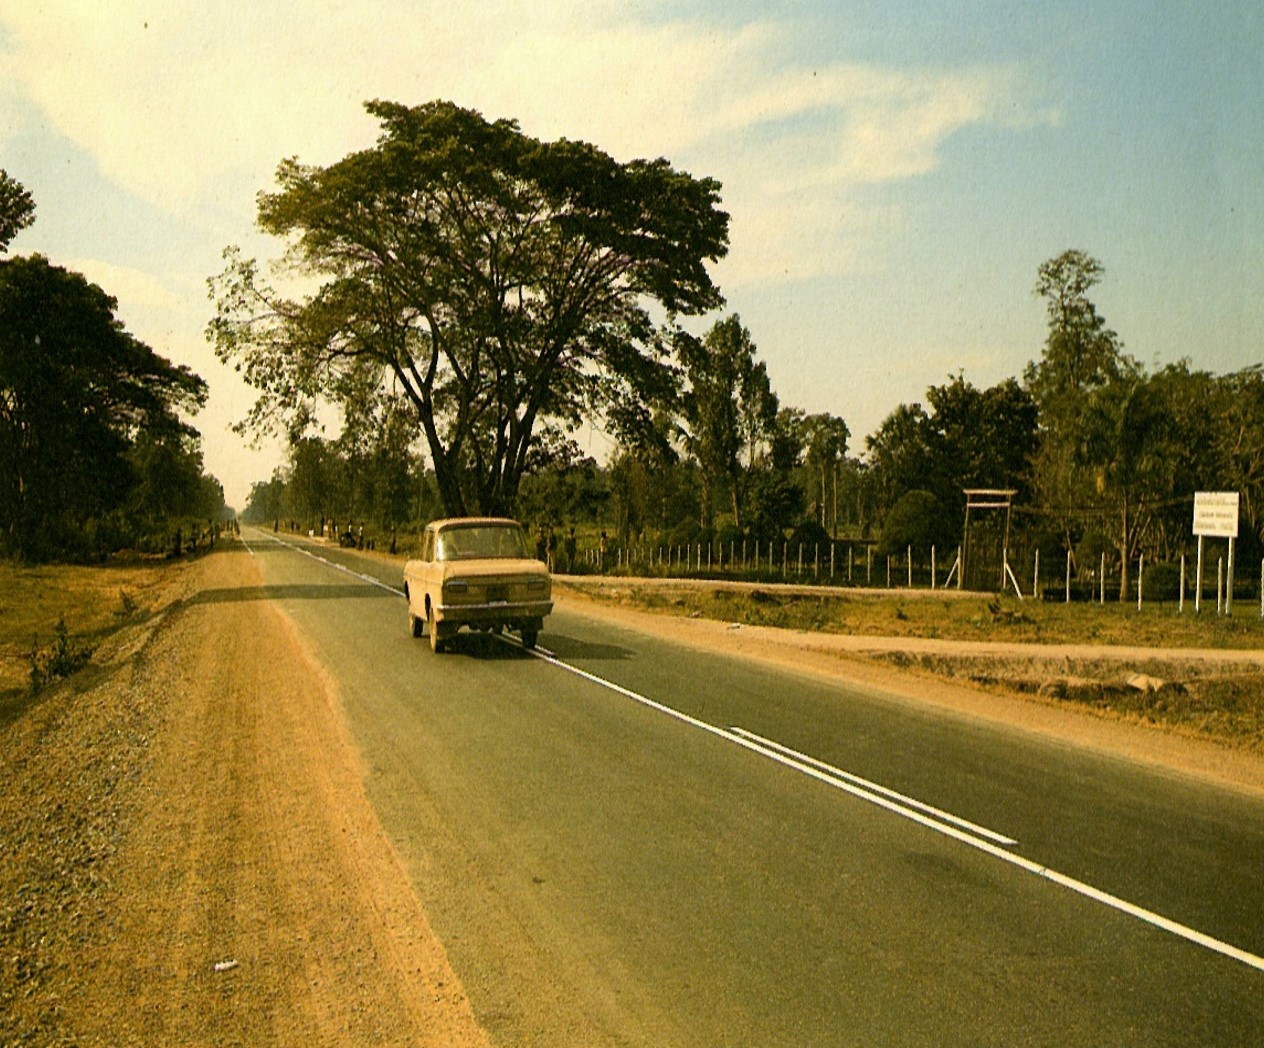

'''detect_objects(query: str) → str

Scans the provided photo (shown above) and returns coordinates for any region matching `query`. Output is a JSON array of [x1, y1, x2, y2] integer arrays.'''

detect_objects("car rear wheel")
[[521, 627, 538, 650], [428, 605, 445, 653], [409, 608, 423, 638]]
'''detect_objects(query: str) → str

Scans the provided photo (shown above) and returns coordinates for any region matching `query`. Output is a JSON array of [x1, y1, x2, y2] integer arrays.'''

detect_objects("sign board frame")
[[1193, 491, 1239, 538], [1192, 491, 1239, 615]]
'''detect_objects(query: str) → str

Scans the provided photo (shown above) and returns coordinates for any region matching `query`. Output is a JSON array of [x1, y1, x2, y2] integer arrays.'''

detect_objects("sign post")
[[1193, 492, 1239, 616]]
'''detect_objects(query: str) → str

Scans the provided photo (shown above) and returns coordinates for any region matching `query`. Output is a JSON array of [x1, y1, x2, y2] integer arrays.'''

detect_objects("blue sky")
[[2, 2, 1261, 508]]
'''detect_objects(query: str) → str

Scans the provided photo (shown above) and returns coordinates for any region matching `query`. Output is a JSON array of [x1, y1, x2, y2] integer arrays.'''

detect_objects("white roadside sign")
[[1193, 491, 1239, 538]]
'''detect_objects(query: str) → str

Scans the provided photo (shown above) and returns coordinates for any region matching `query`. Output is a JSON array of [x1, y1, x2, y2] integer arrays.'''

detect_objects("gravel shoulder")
[[1, 545, 489, 1047]]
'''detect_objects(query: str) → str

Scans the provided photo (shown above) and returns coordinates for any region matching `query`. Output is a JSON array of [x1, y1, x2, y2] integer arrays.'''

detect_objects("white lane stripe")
[[263, 532, 404, 595], [525, 645, 1264, 974], [246, 539, 1264, 973], [526, 645, 1021, 847], [729, 727, 1018, 846]]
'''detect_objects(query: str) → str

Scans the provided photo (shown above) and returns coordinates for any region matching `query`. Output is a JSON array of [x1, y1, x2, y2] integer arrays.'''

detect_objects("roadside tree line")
[[0, 171, 225, 561], [218, 102, 1263, 594]]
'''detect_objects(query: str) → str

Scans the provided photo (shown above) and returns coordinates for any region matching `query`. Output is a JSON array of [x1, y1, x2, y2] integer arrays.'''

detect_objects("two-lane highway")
[[241, 530, 1264, 1046]]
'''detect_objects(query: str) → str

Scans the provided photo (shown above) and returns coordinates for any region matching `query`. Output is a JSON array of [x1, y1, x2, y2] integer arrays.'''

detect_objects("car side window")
[[422, 530, 434, 562]]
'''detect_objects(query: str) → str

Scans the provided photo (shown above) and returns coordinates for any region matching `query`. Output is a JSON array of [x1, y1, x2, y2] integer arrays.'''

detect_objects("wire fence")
[[571, 539, 1264, 617]]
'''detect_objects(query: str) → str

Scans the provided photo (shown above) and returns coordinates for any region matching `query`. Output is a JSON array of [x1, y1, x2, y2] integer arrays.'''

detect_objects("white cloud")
[[0, 2, 1050, 287], [66, 256, 181, 314]]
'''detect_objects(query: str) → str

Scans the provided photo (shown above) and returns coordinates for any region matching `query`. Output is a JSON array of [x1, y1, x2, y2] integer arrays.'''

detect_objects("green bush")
[[28, 617, 95, 693], [878, 490, 954, 556], [1141, 561, 1182, 601], [789, 519, 830, 550]]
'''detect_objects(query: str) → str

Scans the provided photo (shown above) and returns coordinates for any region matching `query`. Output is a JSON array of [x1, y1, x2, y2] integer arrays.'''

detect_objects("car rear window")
[[436, 525, 529, 561]]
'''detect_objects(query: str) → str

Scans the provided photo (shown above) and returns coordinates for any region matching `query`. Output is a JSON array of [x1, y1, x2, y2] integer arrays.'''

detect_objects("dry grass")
[[561, 578, 1264, 649], [0, 555, 187, 718]]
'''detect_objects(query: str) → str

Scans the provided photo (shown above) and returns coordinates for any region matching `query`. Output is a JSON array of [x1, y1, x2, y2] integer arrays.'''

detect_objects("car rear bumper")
[[435, 600, 553, 627]]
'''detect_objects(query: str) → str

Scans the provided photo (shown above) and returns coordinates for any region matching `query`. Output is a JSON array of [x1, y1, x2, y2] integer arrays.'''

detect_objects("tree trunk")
[[1117, 494, 1130, 602]]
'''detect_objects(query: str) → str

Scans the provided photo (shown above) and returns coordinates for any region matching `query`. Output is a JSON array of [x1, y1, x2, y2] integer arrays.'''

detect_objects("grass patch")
[[560, 579, 1264, 650], [0, 556, 183, 723]]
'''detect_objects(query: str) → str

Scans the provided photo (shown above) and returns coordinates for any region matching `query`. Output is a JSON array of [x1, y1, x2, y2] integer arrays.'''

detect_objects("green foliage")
[[800, 412, 850, 534], [1140, 560, 1182, 601], [0, 255, 212, 560], [0, 170, 36, 252], [744, 467, 803, 543], [866, 375, 1037, 539], [878, 489, 953, 556], [234, 241, 1264, 579], [676, 315, 780, 529], [28, 617, 94, 693], [1026, 249, 1134, 406], [517, 454, 610, 528], [211, 98, 730, 519], [789, 519, 830, 550]]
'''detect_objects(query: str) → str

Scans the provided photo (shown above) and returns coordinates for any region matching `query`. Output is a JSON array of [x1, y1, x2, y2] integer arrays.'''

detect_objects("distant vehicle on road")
[[403, 518, 553, 652]]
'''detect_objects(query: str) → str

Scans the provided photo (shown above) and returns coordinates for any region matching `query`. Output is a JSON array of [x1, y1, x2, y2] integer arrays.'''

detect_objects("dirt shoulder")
[[1, 545, 489, 1047], [6, 544, 1264, 1043], [554, 583, 1264, 799]]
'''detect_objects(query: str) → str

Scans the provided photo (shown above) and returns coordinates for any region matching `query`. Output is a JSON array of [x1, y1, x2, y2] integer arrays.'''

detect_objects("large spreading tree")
[[210, 99, 729, 517]]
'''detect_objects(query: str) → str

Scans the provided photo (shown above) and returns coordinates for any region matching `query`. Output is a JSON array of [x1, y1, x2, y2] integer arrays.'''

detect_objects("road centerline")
[[728, 726, 1018, 846], [248, 532, 1264, 975], [526, 643, 1264, 974]]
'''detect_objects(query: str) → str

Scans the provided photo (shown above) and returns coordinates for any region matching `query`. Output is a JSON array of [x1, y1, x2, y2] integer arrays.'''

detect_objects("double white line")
[[528, 644, 1264, 974]]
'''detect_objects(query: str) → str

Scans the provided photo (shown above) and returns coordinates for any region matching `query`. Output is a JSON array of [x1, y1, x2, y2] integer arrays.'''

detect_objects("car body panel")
[[403, 518, 552, 649]]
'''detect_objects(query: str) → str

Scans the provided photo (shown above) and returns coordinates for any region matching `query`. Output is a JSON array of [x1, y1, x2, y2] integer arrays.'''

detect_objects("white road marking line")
[[728, 727, 1018, 846], [263, 532, 404, 595], [526, 646, 1264, 974], [247, 534, 1264, 973]]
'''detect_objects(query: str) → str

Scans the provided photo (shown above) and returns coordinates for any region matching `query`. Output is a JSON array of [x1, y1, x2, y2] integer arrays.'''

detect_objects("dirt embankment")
[[1, 547, 489, 1047]]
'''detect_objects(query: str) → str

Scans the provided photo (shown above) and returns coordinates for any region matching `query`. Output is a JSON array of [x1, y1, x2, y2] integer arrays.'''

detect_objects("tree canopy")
[[210, 99, 730, 517], [0, 255, 209, 558], [0, 170, 36, 253], [865, 374, 1037, 544], [677, 315, 778, 529]]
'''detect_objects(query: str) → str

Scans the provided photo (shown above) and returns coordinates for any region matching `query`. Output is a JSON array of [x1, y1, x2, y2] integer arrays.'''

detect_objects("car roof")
[[429, 517, 524, 530]]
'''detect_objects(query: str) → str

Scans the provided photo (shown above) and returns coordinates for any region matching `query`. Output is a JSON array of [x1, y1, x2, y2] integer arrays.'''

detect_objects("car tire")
[[521, 628, 538, 650], [428, 605, 445, 653], [410, 609, 423, 638]]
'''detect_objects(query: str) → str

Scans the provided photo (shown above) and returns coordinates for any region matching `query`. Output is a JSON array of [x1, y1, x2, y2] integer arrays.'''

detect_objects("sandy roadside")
[[1, 546, 489, 1046]]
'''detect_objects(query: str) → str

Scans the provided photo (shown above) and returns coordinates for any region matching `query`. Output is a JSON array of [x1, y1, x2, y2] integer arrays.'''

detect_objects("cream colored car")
[[403, 518, 552, 652]]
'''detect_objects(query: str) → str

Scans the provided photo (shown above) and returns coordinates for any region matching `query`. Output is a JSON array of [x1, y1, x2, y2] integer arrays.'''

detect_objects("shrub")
[[28, 617, 95, 693], [789, 519, 830, 550], [1141, 561, 1182, 601], [878, 490, 954, 556]]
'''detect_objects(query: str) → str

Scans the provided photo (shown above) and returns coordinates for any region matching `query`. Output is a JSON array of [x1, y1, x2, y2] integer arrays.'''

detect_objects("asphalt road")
[[241, 529, 1264, 1046]]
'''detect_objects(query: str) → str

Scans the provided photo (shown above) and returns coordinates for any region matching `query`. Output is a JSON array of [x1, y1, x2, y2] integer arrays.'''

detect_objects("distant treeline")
[[242, 250, 1263, 599], [0, 171, 225, 562]]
